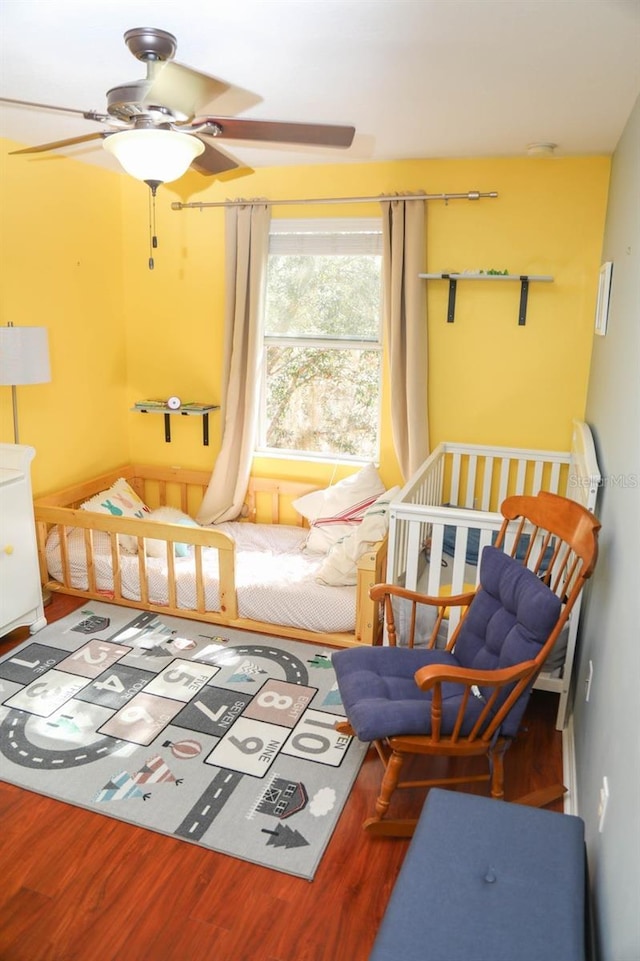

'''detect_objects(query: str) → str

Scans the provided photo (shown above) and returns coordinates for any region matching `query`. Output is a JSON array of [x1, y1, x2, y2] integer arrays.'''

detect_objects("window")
[[257, 217, 383, 462]]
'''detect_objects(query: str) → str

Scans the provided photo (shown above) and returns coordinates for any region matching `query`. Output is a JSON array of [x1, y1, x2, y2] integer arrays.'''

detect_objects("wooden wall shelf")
[[132, 402, 220, 445], [419, 273, 554, 325]]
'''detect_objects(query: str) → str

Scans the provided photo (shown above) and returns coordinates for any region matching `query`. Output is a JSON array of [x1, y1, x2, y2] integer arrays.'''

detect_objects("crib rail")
[[434, 441, 568, 512], [386, 451, 569, 595], [566, 420, 601, 510], [387, 423, 600, 588], [385, 422, 601, 729]]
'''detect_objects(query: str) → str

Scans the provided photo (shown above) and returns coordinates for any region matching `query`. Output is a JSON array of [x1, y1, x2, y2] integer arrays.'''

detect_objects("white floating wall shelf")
[[419, 273, 554, 325]]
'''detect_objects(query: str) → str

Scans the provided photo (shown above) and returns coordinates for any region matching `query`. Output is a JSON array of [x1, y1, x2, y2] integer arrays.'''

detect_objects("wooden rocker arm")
[[413, 660, 538, 742], [369, 583, 476, 608], [370, 582, 477, 649], [414, 660, 537, 692]]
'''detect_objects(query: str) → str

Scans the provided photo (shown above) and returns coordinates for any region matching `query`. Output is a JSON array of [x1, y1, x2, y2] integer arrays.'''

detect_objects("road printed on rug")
[[0, 605, 364, 878]]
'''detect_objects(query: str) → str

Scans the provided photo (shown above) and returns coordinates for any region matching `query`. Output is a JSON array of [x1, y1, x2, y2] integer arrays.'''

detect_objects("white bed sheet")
[[45, 521, 357, 634]]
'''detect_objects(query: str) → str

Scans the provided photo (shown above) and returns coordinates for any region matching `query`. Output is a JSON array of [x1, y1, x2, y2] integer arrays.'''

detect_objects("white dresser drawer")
[[0, 444, 47, 637]]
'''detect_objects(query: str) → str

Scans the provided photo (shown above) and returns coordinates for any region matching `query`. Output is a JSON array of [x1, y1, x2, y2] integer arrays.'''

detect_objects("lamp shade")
[[103, 129, 205, 183], [0, 325, 51, 386]]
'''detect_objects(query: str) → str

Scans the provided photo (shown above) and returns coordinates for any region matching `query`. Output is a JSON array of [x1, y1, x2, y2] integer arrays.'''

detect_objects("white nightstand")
[[0, 444, 47, 637]]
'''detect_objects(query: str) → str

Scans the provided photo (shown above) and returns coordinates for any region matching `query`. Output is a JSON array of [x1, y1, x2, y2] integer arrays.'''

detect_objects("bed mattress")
[[45, 521, 357, 634]]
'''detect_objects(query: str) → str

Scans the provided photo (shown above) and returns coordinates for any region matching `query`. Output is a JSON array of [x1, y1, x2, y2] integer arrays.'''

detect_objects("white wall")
[[575, 95, 640, 961]]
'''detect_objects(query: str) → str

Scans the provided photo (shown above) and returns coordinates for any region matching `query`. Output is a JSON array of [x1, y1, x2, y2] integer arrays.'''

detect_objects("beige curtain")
[[197, 202, 271, 524], [380, 197, 429, 481]]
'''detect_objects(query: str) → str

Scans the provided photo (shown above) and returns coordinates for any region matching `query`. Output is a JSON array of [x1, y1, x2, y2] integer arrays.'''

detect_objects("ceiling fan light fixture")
[[103, 128, 204, 183]]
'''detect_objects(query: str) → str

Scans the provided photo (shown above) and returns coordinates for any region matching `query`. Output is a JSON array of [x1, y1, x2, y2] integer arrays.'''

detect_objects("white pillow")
[[294, 463, 386, 554], [143, 506, 200, 558], [80, 477, 150, 553], [316, 486, 400, 586], [291, 487, 327, 523]]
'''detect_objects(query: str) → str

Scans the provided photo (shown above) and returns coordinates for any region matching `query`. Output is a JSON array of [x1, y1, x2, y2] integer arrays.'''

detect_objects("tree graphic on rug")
[[229, 659, 268, 683], [262, 825, 309, 849], [307, 653, 333, 669]]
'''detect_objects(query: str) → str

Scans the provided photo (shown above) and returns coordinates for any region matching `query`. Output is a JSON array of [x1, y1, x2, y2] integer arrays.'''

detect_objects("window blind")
[[269, 217, 383, 255]]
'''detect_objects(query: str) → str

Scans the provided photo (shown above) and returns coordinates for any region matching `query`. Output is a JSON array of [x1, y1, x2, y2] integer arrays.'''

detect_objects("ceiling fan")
[[1, 26, 356, 187]]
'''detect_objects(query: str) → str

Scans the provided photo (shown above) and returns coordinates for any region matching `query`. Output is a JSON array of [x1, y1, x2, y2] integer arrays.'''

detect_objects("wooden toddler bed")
[[34, 465, 387, 649], [385, 421, 601, 729]]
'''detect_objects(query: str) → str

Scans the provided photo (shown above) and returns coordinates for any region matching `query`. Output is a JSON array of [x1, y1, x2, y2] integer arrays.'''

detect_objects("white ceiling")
[[1, 0, 639, 177]]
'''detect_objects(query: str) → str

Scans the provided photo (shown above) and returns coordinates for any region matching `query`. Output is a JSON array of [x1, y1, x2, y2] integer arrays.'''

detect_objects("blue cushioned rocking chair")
[[333, 491, 600, 835]]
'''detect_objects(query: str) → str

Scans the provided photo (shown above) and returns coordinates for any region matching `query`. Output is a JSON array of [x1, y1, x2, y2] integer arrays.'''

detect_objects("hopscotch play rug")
[[0, 603, 368, 880]]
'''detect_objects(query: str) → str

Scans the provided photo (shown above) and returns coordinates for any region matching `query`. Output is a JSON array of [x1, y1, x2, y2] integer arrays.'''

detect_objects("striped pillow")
[[293, 463, 385, 555]]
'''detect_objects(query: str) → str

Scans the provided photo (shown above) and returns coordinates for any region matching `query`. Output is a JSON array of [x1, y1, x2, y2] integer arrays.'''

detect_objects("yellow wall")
[[1, 143, 610, 495], [0, 139, 127, 494]]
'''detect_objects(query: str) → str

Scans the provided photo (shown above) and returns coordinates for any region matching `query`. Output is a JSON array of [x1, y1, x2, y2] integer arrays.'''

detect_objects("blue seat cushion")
[[332, 547, 561, 742], [332, 645, 489, 742]]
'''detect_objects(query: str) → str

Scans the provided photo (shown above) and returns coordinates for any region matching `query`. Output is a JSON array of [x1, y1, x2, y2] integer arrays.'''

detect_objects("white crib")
[[386, 421, 601, 729]]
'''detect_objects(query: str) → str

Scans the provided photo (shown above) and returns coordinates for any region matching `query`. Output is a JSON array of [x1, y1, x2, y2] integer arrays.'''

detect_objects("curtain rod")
[[171, 190, 498, 211]]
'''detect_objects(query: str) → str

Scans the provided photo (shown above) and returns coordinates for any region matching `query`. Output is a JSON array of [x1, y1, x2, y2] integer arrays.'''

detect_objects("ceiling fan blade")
[[190, 136, 241, 175], [0, 96, 108, 122], [9, 132, 107, 155], [193, 116, 356, 148], [144, 61, 230, 120]]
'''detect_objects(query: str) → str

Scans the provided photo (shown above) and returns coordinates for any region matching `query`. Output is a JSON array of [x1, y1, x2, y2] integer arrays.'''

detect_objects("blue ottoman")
[[370, 789, 586, 961]]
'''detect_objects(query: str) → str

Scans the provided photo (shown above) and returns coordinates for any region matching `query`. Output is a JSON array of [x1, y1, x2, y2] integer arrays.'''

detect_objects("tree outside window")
[[258, 218, 383, 461]]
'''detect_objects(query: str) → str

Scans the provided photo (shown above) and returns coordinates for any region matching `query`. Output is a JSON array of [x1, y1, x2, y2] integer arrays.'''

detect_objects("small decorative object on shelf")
[[132, 399, 167, 409], [132, 400, 220, 445], [419, 271, 553, 325]]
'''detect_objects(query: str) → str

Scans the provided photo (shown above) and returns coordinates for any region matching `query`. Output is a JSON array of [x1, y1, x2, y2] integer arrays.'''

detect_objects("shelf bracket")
[[446, 275, 457, 323], [518, 276, 530, 326], [175, 411, 210, 446], [166, 412, 210, 445]]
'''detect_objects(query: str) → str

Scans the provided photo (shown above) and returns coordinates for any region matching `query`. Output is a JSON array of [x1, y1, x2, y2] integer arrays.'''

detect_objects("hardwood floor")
[[0, 594, 563, 961]]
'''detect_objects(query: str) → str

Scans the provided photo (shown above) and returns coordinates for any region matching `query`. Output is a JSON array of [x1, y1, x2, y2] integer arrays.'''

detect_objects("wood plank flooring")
[[0, 594, 563, 961]]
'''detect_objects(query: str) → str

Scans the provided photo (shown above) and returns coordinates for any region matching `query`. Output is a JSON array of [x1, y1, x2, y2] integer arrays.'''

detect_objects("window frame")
[[255, 217, 384, 464]]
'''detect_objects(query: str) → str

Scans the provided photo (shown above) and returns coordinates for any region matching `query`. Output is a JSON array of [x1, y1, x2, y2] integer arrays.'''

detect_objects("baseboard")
[[562, 714, 579, 815]]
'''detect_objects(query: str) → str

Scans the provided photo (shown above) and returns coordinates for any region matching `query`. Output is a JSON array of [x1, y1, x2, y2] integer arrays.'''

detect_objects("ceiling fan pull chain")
[[147, 181, 159, 270]]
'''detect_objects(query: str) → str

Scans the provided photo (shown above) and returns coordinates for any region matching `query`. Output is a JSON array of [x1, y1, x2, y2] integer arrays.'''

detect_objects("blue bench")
[[370, 789, 587, 961]]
